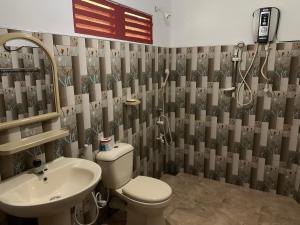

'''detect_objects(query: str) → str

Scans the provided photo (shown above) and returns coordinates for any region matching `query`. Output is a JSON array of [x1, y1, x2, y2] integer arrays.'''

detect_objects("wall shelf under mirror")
[[0, 129, 69, 156], [0, 32, 66, 156]]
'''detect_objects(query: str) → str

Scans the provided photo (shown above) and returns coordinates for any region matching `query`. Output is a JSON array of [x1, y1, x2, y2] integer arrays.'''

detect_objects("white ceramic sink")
[[0, 157, 101, 224]]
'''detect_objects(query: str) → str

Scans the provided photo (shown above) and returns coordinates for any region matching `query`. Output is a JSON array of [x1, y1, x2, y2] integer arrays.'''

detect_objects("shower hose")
[[74, 190, 110, 225], [236, 43, 258, 107], [160, 69, 173, 145], [236, 42, 271, 107]]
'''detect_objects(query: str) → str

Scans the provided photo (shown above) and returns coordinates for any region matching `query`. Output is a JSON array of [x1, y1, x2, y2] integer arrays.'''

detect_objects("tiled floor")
[[162, 173, 300, 225], [101, 211, 126, 225], [103, 173, 300, 225]]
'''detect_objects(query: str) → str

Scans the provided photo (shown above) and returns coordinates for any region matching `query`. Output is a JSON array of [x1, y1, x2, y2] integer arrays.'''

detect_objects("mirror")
[[0, 33, 60, 131]]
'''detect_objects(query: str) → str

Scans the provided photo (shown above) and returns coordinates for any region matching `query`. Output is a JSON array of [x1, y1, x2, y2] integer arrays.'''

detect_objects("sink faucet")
[[32, 159, 45, 175]]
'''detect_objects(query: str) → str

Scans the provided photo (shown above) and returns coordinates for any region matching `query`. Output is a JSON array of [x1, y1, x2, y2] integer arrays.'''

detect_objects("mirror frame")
[[0, 33, 60, 131]]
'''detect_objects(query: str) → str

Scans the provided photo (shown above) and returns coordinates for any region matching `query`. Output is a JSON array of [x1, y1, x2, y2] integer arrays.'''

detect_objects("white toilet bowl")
[[114, 176, 172, 225], [96, 143, 173, 225]]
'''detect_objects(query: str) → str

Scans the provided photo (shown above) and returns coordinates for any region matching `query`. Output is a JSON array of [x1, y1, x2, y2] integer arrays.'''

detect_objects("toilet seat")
[[121, 176, 172, 203]]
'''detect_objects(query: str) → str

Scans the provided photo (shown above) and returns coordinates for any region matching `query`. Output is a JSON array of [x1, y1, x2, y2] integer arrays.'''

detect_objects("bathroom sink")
[[0, 157, 101, 221]]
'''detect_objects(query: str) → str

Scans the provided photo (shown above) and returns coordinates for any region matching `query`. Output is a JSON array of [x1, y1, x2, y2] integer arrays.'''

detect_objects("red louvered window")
[[72, 0, 153, 44], [123, 8, 152, 44]]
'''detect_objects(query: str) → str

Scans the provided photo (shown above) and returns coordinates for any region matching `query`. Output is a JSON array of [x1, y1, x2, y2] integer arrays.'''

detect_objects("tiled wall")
[[0, 28, 169, 178], [1, 27, 300, 223], [169, 44, 300, 201], [0, 28, 169, 223]]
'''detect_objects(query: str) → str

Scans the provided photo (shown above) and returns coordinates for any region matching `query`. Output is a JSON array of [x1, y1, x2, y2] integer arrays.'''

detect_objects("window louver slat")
[[74, 14, 115, 28], [80, 0, 115, 12], [124, 14, 151, 24], [125, 21, 151, 30], [74, 6, 116, 23], [76, 20, 115, 34], [125, 29, 151, 38], [72, 0, 153, 44], [75, 1, 115, 15]]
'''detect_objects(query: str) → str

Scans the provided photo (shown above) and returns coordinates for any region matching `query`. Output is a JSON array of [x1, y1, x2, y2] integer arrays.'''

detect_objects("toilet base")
[[126, 204, 166, 225]]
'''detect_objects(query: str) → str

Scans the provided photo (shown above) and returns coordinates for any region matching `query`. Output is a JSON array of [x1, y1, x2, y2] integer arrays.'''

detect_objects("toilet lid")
[[122, 176, 172, 203]]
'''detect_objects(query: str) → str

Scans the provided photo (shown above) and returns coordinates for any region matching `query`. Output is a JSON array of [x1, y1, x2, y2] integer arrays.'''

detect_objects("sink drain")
[[49, 195, 61, 201]]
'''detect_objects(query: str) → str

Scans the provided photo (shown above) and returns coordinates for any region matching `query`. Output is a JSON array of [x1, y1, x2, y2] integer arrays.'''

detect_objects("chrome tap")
[[32, 159, 45, 175]]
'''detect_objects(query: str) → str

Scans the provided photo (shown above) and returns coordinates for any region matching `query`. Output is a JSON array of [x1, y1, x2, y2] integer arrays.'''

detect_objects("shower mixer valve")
[[156, 134, 166, 144]]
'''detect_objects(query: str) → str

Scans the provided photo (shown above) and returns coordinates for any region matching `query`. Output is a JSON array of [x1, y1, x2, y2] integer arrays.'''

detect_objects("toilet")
[[96, 143, 172, 225]]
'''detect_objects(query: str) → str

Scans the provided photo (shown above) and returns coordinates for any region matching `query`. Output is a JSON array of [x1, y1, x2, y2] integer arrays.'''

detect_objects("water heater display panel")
[[257, 8, 271, 43]]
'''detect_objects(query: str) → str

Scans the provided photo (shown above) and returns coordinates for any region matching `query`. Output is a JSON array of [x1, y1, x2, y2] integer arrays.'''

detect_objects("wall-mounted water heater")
[[252, 7, 280, 43], [231, 7, 281, 107]]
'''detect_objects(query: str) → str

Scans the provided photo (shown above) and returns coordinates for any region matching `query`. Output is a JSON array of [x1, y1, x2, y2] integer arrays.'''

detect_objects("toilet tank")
[[96, 143, 133, 189]]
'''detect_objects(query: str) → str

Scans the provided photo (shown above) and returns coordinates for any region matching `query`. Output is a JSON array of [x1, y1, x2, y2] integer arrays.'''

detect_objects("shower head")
[[155, 6, 171, 20], [162, 69, 170, 87], [233, 41, 245, 58], [164, 12, 171, 19], [236, 42, 245, 48], [165, 68, 170, 76]]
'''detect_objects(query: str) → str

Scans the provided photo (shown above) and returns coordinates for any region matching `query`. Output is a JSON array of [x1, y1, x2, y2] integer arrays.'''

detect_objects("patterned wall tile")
[[1, 27, 300, 224], [169, 42, 300, 202]]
